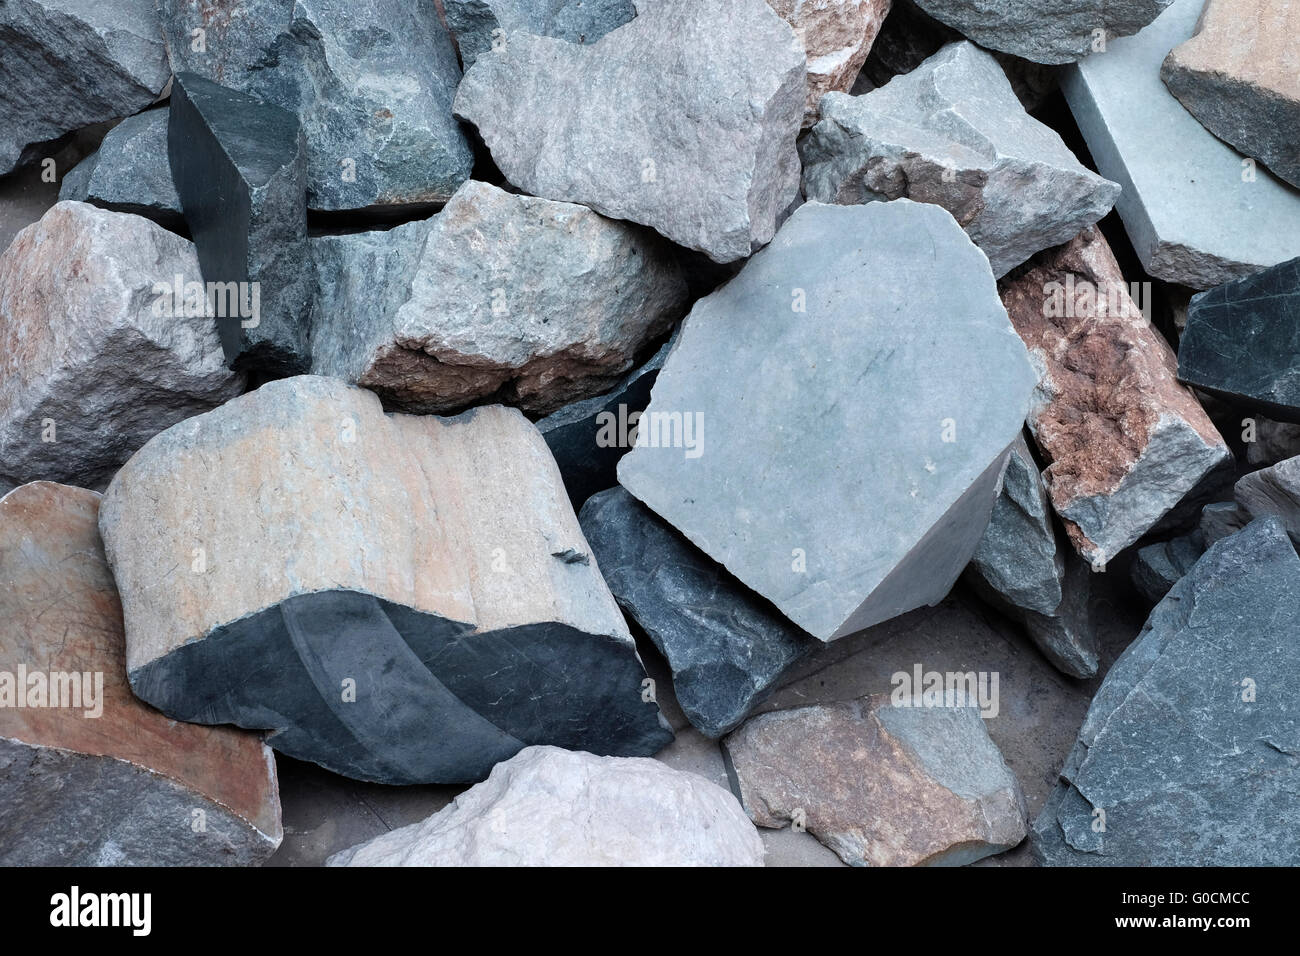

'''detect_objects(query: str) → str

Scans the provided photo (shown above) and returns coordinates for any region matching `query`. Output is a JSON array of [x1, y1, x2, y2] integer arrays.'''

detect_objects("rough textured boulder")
[[1130, 532, 1204, 605], [581, 488, 818, 738], [767, 0, 891, 125], [98, 376, 673, 785], [1061, 0, 1300, 288], [0, 0, 168, 175], [802, 42, 1118, 277], [1033, 517, 1300, 865], [59, 109, 183, 231], [0, 482, 281, 866], [910, 0, 1171, 64], [311, 180, 687, 416], [999, 228, 1229, 566], [1246, 417, 1300, 468], [1161, 0, 1300, 189], [619, 200, 1036, 641], [454, 0, 805, 263], [445, 0, 636, 68], [0, 202, 243, 489], [158, 0, 472, 212], [723, 696, 1027, 866], [169, 73, 312, 375], [328, 745, 762, 866], [1178, 257, 1300, 422], [1233, 457, 1300, 540]]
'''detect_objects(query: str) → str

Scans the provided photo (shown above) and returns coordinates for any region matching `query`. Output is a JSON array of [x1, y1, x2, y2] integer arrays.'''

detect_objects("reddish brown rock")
[[0, 482, 281, 866], [999, 228, 1229, 565], [768, 0, 892, 125]]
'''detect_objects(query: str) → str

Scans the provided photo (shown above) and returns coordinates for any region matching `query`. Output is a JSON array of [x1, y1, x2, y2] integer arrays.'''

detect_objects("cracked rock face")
[[1033, 517, 1300, 866], [999, 228, 1229, 566], [327, 745, 763, 866], [618, 200, 1036, 642], [0, 202, 244, 490], [1233, 456, 1300, 541], [802, 42, 1119, 277], [0, 482, 281, 866], [311, 180, 687, 416], [1161, 0, 1300, 190], [59, 108, 183, 231], [723, 696, 1027, 866], [454, 0, 806, 263], [98, 376, 673, 785], [445, 0, 636, 69], [0, 0, 169, 175]]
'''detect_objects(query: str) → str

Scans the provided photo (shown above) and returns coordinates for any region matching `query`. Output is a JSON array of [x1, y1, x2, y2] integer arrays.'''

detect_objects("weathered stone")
[[445, 0, 636, 69], [911, 0, 1171, 64], [723, 695, 1027, 866], [1062, 0, 1300, 288], [98, 376, 673, 785], [767, 0, 891, 126], [803, 42, 1118, 277], [1178, 257, 1300, 422], [1247, 417, 1300, 468], [999, 228, 1229, 566], [1199, 500, 1249, 545], [0, 0, 168, 175], [1161, 0, 1300, 189], [1033, 517, 1300, 865], [1130, 532, 1204, 605], [454, 0, 805, 263], [964, 435, 1098, 678], [537, 338, 672, 510], [328, 745, 762, 866], [1234, 456, 1300, 540], [311, 180, 687, 416], [0, 202, 243, 489], [158, 0, 472, 212], [618, 200, 1036, 641], [169, 73, 312, 375], [59, 108, 183, 231], [0, 482, 281, 866], [581, 487, 818, 738]]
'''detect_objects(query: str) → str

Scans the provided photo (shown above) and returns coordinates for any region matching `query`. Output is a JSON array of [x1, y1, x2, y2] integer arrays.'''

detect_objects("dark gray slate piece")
[[59, 108, 183, 231], [1129, 533, 1205, 605], [445, 0, 636, 68]]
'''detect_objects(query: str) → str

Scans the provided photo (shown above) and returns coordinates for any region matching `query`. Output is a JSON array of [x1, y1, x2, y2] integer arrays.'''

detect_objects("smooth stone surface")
[[311, 180, 687, 416], [1000, 228, 1229, 565], [98, 376, 673, 785], [327, 745, 763, 866], [0, 482, 281, 866], [1061, 0, 1300, 289], [619, 200, 1036, 641], [445, 0, 636, 68], [0, 0, 168, 175], [581, 487, 818, 738], [768, 0, 891, 125], [723, 695, 1027, 866], [454, 0, 805, 263], [1178, 257, 1300, 422], [59, 108, 182, 231], [803, 42, 1118, 277], [169, 73, 312, 375], [158, 0, 472, 212], [0, 202, 243, 489], [1130, 532, 1204, 605], [1161, 0, 1300, 189], [1033, 517, 1300, 865]]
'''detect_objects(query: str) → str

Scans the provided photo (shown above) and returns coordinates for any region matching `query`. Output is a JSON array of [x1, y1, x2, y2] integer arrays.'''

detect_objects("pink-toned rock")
[[769, 0, 892, 125], [999, 228, 1229, 565]]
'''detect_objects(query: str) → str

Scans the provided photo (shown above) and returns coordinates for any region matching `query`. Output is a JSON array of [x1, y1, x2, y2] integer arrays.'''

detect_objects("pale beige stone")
[[768, 0, 892, 125]]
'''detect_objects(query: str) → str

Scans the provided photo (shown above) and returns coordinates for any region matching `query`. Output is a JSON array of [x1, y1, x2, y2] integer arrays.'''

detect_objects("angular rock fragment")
[[1233, 456, 1300, 540], [311, 180, 687, 416], [723, 696, 1027, 866], [1178, 257, 1300, 422], [1130, 532, 1204, 605], [619, 200, 1037, 641], [1161, 0, 1300, 189], [158, 0, 472, 212], [0, 202, 243, 489], [0, 0, 168, 175], [98, 376, 673, 785], [581, 488, 818, 738], [999, 228, 1230, 566], [1033, 517, 1300, 865], [328, 745, 762, 866], [803, 42, 1119, 277], [59, 109, 183, 231], [445, 0, 636, 69], [1246, 417, 1300, 468], [0, 482, 281, 866], [454, 0, 806, 263], [1199, 500, 1249, 545], [169, 73, 312, 374], [964, 435, 1098, 678], [1062, 0, 1300, 288], [911, 0, 1171, 64]]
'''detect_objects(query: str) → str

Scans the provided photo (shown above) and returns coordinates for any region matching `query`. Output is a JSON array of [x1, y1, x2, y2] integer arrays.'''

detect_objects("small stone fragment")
[[1233, 456, 1300, 540], [445, 0, 636, 69], [1130, 532, 1204, 605], [1199, 500, 1250, 545], [58, 108, 183, 231], [1246, 417, 1300, 468]]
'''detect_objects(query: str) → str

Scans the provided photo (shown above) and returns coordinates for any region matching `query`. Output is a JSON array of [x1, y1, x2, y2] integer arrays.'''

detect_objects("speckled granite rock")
[[445, 0, 636, 68], [58, 108, 182, 231]]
